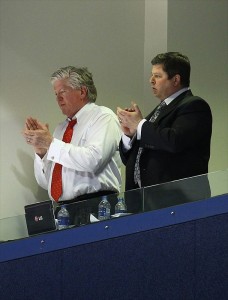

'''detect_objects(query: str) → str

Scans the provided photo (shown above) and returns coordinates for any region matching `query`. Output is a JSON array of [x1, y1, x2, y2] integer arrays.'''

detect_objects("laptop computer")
[[24, 200, 57, 236]]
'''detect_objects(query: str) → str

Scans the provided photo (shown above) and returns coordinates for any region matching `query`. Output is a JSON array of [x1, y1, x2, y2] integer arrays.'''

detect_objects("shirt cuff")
[[122, 134, 132, 151], [47, 138, 66, 163], [35, 152, 47, 164], [137, 119, 147, 140]]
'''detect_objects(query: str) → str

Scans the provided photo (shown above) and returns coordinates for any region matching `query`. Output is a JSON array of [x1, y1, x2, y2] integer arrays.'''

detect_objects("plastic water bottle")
[[98, 196, 111, 221], [57, 204, 70, 230], [115, 197, 127, 214]]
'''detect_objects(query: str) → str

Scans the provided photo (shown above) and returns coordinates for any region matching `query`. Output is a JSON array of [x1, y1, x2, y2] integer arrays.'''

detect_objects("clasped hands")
[[117, 102, 143, 137], [22, 117, 53, 157]]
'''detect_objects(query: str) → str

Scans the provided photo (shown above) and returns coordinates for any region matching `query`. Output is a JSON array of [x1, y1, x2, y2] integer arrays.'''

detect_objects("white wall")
[[144, 0, 168, 113], [0, 0, 145, 224]]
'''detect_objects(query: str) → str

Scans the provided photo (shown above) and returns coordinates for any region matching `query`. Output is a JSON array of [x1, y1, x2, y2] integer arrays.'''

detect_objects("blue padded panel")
[[0, 213, 228, 300], [61, 221, 195, 300], [195, 214, 228, 300], [0, 252, 61, 300]]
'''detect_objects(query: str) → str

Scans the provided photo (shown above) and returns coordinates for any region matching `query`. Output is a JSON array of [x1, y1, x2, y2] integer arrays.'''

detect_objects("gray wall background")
[[0, 0, 227, 232]]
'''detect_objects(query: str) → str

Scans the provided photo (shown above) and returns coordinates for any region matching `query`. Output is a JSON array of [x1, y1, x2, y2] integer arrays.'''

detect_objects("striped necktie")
[[51, 119, 77, 201], [134, 101, 167, 186]]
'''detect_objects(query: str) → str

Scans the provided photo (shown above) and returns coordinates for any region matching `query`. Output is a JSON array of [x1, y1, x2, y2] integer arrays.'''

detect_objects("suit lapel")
[[147, 90, 193, 122]]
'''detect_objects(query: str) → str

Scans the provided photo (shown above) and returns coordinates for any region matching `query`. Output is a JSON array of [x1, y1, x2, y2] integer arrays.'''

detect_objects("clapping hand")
[[23, 117, 53, 158], [117, 102, 143, 137]]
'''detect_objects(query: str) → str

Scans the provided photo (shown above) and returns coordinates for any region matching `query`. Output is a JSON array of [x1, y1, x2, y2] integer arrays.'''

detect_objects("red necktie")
[[51, 119, 77, 202]]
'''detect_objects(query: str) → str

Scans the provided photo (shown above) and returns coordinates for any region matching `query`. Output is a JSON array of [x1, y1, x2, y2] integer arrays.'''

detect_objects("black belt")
[[58, 190, 117, 205]]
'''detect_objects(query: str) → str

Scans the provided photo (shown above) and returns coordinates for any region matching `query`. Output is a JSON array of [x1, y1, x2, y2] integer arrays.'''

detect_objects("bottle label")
[[99, 207, 110, 217], [98, 207, 110, 220], [58, 216, 70, 226]]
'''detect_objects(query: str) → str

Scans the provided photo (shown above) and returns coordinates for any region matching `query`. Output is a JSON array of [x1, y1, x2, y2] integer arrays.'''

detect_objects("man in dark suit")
[[117, 52, 212, 209]]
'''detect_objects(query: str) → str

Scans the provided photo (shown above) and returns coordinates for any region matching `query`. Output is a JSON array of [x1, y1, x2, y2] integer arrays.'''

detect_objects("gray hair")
[[51, 66, 97, 102]]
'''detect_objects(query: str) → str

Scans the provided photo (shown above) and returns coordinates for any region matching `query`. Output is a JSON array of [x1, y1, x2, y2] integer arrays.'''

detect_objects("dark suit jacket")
[[119, 90, 212, 191]]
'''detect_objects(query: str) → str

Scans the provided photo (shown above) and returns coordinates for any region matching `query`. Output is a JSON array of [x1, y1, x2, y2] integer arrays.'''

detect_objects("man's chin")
[[60, 108, 68, 115]]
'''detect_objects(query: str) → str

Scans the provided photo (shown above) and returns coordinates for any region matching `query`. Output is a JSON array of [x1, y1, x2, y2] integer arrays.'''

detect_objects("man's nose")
[[149, 75, 155, 84]]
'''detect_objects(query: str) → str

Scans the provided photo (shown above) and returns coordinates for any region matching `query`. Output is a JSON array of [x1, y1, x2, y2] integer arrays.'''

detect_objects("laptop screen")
[[24, 200, 57, 236]]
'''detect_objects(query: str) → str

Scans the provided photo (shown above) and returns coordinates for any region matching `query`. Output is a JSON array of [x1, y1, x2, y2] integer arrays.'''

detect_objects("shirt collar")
[[67, 102, 95, 122], [164, 87, 189, 105]]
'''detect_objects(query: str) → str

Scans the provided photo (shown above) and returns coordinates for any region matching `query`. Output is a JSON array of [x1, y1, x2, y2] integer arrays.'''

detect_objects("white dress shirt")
[[34, 103, 122, 201]]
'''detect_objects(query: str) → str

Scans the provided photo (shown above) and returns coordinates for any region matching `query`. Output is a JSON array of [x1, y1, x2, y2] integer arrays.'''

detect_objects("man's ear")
[[80, 86, 88, 99], [173, 74, 181, 86]]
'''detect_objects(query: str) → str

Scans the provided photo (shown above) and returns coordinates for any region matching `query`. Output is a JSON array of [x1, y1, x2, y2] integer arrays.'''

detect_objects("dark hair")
[[151, 52, 191, 87]]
